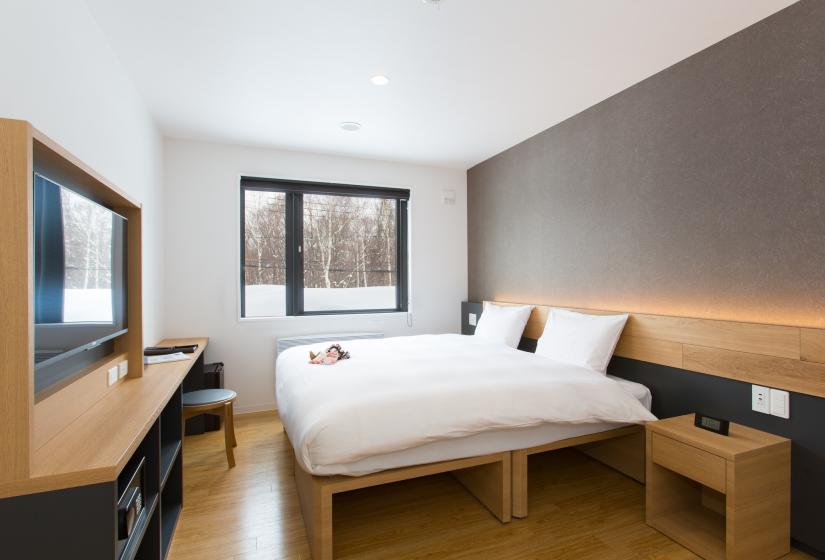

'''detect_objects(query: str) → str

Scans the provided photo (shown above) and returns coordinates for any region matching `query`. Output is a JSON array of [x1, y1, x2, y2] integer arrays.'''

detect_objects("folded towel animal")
[[308, 343, 351, 365]]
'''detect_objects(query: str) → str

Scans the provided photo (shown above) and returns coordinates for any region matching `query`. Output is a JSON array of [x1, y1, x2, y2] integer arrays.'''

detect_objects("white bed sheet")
[[276, 334, 656, 476], [313, 376, 652, 476]]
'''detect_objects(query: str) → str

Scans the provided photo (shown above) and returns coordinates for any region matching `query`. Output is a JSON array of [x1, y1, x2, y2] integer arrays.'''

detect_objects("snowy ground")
[[63, 288, 113, 322], [245, 284, 395, 317], [62, 285, 397, 321]]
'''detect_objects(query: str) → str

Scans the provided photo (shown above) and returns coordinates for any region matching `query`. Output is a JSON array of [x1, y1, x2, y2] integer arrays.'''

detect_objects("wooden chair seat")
[[182, 389, 238, 468]]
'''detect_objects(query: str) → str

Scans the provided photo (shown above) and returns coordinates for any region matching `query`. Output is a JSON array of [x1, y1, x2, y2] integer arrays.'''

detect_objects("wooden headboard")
[[485, 301, 825, 399]]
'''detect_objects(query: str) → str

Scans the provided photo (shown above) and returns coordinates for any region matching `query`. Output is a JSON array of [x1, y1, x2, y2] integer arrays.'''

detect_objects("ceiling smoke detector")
[[339, 122, 362, 132]]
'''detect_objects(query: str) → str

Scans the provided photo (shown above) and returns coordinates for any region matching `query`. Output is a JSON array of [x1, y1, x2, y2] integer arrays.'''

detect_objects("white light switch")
[[752, 385, 770, 414], [769, 388, 790, 419], [107, 366, 119, 387], [118, 360, 129, 378], [468, 313, 477, 327]]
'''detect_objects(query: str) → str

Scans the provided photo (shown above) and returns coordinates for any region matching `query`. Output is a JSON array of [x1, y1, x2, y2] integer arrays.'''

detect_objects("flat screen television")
[[34, 173, 128, 395]]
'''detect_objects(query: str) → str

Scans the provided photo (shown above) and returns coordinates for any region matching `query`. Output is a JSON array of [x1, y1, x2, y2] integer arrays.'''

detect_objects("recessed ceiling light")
[[370, 74, 390, 86], [340, 122, 362, 132], [422, 0, 444, 5]]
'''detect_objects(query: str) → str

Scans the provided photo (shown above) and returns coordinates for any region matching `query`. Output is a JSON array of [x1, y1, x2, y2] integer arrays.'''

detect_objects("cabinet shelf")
[[160, 452, 183, 560], [160, 502, 182, 559], [120, 494, 159, 560], [650, 502, 725, 560], [160, 441, 182, 490]]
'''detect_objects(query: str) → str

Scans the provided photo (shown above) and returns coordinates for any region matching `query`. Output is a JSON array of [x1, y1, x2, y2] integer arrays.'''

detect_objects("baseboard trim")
[[234, 402, 277, 415]]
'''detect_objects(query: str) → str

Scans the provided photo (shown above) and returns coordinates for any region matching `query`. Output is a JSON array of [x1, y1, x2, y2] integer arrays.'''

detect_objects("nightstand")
[[645, 415, 790, 560]]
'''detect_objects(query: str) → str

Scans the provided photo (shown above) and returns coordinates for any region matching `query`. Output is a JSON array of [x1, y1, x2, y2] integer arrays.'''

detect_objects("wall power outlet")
[[107, 366, 119, 387], [752, 385, 770, 414], [770, 388, 790, 419], [752, 384, 791, 419]]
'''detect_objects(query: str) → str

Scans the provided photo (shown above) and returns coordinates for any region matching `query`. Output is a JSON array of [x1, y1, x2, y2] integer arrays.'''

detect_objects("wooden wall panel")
[[113, 206, 143, 379], [31, 131, 140, 209], [614, 336, 683, 370], [33, 353, 128, 450], [0, 119, 33, 482], [683, 345, 825, 398], [624, 315, 800, 360], [487, 300, 825, 399], [495, 301, 800, 361], [801, 329, 825, 365], [522, 306, 548, 340]]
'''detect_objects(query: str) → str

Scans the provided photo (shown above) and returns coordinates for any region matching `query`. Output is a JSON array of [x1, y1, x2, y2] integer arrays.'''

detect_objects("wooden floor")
[[169, 412, 810, 560]]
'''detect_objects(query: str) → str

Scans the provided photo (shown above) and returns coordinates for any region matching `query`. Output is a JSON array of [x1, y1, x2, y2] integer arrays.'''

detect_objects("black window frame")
[[240, 177, 409, 318]]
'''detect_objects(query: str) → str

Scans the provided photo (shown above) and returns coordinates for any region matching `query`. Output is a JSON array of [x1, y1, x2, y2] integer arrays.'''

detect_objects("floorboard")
[[169, 412, 810, 560]]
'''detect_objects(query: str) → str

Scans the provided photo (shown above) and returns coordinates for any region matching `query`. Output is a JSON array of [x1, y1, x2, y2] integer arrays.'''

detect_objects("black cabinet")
[[182, 355, 224, 435], [0, 385, 185, 560]]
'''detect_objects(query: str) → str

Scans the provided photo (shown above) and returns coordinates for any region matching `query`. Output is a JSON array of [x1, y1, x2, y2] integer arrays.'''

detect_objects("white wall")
[[163, 138, 467, 412], [0, 0, 164, 343]]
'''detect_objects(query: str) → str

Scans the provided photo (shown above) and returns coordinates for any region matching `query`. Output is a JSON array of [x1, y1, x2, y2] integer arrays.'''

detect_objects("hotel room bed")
[[276, 332, 655, 559], [282, 379, 651, 478], [276, 333, 655, 476]]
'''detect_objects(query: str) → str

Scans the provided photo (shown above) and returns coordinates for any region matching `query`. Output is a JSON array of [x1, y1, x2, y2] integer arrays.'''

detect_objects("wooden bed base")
[[293, 451, 512, 560], [512, 425, 645, 518]]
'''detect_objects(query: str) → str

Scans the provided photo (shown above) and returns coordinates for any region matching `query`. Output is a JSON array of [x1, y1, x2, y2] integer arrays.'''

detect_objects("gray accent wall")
[[467, 0, 825, 329]]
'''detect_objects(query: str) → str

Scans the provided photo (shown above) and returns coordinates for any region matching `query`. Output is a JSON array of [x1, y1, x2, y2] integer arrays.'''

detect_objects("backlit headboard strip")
[[486, 301, 825, 399]]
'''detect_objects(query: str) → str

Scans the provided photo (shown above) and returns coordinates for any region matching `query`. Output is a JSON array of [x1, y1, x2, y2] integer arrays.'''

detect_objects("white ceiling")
[[85, 0, 797, 169]]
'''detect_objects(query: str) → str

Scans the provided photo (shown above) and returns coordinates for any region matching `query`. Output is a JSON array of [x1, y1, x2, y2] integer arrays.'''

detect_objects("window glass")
[[303, 194, 397, 312], [243, 190, 287, 317], [240, 180, 407, 317]]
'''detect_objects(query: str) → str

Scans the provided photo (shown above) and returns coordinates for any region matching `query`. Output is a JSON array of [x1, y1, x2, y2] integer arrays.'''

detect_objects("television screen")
[[34, 173, 127, 394]]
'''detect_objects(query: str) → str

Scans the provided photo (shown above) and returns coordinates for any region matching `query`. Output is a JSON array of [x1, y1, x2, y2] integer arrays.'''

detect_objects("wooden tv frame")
[[0, 117, 143, 486]]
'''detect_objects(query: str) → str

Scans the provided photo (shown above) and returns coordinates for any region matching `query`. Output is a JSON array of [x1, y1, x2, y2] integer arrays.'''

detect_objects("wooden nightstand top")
[[646, 414, 789, 461]]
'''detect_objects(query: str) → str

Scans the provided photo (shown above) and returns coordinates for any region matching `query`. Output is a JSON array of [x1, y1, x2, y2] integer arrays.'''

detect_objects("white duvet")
[[276, 334, 656, 474]]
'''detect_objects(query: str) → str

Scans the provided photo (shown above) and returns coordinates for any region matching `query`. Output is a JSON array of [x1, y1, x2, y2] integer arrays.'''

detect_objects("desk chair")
[[182, 389, 238, 467]]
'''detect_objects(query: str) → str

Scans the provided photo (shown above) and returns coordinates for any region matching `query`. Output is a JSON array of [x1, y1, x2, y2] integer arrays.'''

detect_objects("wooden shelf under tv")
[[0, 337, 206, 559], [0, 117, 146, 490], [0, 337, 208, 498]]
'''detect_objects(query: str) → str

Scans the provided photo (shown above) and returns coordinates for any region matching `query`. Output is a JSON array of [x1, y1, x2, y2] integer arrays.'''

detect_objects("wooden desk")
[[0, 338, 208, 499], [646, 415, 790, 560], [0, 337, 207, 560]]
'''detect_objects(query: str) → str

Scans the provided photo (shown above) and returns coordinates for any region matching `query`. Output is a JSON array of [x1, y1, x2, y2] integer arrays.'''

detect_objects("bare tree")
[[244, 192, 398, 290], [244, 191, 286, 286]]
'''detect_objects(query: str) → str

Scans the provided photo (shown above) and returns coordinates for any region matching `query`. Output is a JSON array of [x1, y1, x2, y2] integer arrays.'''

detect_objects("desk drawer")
[[651, 433, 726, 493]]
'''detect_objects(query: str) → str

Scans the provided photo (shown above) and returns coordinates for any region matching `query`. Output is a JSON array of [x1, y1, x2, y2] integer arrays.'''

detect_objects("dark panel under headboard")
[[609, 358, 825, 558]]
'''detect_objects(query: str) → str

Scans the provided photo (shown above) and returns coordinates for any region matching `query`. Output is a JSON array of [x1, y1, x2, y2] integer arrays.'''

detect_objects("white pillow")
[[535, 308, 628, 374], [474, 303, 533, 348]]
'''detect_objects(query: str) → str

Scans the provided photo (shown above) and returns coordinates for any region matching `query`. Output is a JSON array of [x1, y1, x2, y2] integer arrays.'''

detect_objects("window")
[[241, 178, 409, 317]]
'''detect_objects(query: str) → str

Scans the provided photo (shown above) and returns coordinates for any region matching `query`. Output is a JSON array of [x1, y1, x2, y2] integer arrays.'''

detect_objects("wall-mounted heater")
[[276, 332, 384, 355]]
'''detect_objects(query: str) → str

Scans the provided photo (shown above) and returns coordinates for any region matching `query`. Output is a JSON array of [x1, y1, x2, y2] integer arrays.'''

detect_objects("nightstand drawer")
[[651, 433, 726, 492]]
